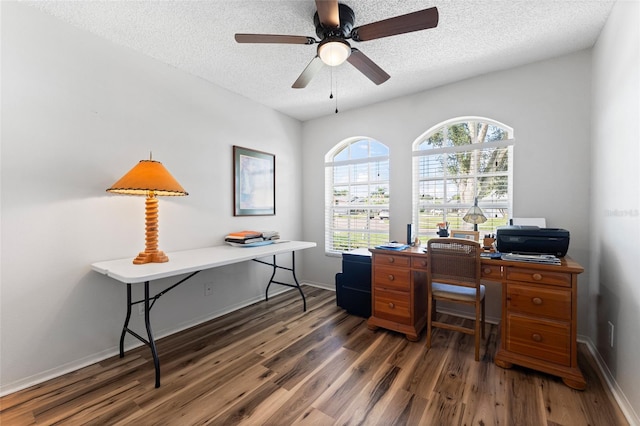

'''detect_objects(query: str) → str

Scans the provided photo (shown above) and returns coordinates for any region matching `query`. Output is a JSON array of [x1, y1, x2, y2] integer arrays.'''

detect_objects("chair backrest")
[[427, 238, 481, 289]]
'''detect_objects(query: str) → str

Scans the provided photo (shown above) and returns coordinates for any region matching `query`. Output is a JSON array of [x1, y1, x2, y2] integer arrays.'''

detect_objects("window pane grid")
[[326, 139, 390, 254], [412, 119, 513, 239]]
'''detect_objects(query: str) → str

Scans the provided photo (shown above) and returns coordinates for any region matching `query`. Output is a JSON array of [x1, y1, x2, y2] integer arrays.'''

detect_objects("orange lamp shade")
[[107, 160, 188, 196]]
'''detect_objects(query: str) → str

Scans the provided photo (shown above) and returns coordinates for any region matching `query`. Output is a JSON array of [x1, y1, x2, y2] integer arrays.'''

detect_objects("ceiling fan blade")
[[351, 7, 439, 42], [346, 48, 390, 85], [292, 56, 324, 88], [315, 0, 340, 28], [235, 34, 315, 45]]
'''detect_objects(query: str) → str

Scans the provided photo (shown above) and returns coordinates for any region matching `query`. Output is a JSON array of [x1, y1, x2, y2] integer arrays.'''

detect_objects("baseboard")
[[0, 288, 293, 397], [303, 280, 335, 291], [578, 335, 640, 426]]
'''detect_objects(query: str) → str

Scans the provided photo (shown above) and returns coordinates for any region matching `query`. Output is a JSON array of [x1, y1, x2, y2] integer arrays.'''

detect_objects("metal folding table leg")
[[259, 251, 306, 312], [144, 282, 161, 388]]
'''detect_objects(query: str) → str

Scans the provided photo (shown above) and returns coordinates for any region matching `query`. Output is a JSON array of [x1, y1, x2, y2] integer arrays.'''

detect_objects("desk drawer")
[[506, 313, 570, 366], [411, 256, 429, 270], [374, 254, 410, 267], [374, 265, 411, 291], [373, 288, 411, 324], [507, 283, 571, 321], [481, 264, 502, 281], [505, 267, 571, 287]]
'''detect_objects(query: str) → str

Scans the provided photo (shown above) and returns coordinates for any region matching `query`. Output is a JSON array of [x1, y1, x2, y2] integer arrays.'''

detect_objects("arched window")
[[412, 117, 514, 241], [325, 137, 390, 254]]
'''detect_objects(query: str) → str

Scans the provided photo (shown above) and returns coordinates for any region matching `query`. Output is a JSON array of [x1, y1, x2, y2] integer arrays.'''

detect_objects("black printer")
[[496, 226, 570, 257]]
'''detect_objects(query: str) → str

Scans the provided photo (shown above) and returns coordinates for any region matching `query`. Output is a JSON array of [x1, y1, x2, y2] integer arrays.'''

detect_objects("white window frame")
[[412, 117, 514, 240], [325, 137, 390, 256]]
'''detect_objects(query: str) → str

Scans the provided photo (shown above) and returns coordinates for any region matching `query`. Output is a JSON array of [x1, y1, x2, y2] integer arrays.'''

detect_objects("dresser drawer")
[[481, 264, 502, 281], [505, 267, 571, 287], [374, 253, 410, 267], [373, 288, 411, 324], [506, 314, 571, 366], [507, 282, 571, 321], [411, 256, 429, 270], [374, 265, 411, 291]]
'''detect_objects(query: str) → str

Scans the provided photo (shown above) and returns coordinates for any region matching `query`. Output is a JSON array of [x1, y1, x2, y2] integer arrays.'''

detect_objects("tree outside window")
[[413, 118, 514, 241]]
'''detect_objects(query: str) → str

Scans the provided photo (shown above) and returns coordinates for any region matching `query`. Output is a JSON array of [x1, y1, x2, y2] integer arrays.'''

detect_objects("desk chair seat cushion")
[[432, 282, 485, 302]]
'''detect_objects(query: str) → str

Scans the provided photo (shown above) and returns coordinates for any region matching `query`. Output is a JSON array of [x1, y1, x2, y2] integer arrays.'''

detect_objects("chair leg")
[[431, 299, 437, 321], [475, 300, 481, 361], [426, 296, 433, 349], [481, 297, 486, 339]]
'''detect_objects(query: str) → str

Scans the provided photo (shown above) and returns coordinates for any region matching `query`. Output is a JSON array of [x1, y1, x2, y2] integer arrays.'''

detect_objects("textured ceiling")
[[27, 0, 615, 121]]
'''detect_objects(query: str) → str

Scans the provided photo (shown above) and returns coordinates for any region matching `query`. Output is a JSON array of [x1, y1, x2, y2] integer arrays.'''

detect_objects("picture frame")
[[233, 145, 275, 216], [450, 230, 479, 241]]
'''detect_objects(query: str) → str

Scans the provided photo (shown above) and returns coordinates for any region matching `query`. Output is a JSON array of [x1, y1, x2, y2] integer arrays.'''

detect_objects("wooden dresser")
[[367, 250, 427, 341], [367, 247, 586, 389]]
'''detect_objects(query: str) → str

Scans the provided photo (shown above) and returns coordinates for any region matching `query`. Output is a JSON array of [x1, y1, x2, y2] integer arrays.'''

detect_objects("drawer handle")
[[420, 260, 427, 267], [483, 267, 492, 274], [532, 297, 543, 305], [388, 257, 395, 263], [532, 273, 543, 281], [388, 302, 395, 309], [388, 274, 395, 281], [531, 333, 542, 342]]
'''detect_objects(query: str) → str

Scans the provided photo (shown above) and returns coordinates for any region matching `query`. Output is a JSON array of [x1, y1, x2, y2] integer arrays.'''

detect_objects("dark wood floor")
[[0, 286, 629, 425]]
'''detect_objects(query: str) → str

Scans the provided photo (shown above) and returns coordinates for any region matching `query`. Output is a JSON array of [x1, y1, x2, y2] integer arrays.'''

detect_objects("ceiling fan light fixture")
[[318, 38, 351, 66]]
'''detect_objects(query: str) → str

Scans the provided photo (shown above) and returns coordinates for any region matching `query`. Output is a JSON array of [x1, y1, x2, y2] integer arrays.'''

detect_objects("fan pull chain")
[[328, 68, 338, 113], [334, 76, 339, 114], [329, 67, 334, 99]]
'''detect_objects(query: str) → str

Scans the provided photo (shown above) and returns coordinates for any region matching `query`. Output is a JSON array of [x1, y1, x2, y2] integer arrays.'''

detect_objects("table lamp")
[[463, 197, 487, 231], [107, 156, 188, 264]]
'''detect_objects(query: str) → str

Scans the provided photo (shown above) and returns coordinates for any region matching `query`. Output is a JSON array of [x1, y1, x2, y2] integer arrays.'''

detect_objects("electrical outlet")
[[204, 283, 214, 296], [138, 303, 145, 316], [608, 321, 615, 348]]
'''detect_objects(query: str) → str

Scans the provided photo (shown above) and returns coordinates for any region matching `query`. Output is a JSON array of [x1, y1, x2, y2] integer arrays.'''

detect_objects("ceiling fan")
[[235, 0, 439, 88]]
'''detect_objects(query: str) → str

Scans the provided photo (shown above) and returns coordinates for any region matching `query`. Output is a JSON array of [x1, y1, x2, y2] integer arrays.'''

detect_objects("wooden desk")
[[368, 246, 585, 390], [91, 241, 316, 388]]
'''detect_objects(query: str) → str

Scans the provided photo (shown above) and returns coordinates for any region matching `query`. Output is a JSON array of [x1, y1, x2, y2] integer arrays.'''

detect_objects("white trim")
[[577, 336, 640, 426], [303, 280, 335, 291]]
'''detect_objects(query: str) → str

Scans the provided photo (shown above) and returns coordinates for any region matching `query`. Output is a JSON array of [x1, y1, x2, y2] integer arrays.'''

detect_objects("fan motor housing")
[[314, 3, 355, 39]]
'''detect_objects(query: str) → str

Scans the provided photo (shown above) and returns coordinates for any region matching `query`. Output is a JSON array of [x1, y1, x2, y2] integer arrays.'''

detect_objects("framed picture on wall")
[[450, 230, 479, 241], [233, 145, 275, 216]]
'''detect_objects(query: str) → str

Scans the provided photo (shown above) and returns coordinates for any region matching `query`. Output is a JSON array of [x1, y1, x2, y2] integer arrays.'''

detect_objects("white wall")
[[301, 51, 592, 326], [591, 0, 640, 420], [0, 3, 303, 394]]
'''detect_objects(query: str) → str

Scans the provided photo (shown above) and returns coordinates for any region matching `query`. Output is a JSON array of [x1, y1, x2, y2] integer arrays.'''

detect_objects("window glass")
[[325, 138, 390, 254], [413, 118, 513, 243]]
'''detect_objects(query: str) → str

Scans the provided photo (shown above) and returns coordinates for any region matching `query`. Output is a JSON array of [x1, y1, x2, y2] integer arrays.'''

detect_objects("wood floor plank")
[[0, 286, 630, 426], [459, 323, 503, 425], [504, 366, 546, 425], [259, 347, 361, 425], [291, 407, 336, 425], [312, 331, 404, 418]]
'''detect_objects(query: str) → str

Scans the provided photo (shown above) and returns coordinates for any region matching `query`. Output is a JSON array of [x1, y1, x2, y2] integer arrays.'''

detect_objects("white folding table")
[[91, 240, 316, 387]]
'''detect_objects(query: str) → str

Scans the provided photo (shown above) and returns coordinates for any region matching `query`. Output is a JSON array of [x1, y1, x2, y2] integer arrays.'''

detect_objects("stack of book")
[[224, 230, 264, 245], [375, 242, 410, 251], [261, 231, 280, 241], [501, 253, 561, 265], [224, 230, 280, 246]]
